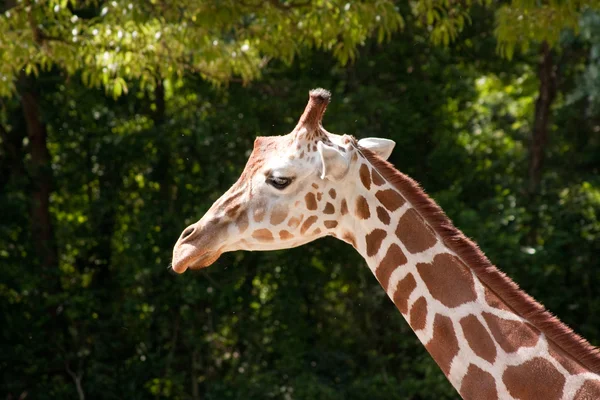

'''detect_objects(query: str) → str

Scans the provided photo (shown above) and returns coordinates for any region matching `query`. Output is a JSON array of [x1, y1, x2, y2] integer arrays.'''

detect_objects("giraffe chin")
[[172, 251, 222, 273], [189, 252, 222, 270]]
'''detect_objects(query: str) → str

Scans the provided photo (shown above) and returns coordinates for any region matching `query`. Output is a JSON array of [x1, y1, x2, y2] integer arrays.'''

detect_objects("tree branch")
[[65, 362, 85, 400]]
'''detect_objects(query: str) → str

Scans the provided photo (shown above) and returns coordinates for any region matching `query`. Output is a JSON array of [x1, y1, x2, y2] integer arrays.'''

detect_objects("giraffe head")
[[171, 88, 395, 273]]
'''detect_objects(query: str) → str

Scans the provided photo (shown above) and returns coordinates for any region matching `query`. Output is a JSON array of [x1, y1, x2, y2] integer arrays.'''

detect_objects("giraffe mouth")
[[171, 247, 223, 274], [189, 251, 222, 270]]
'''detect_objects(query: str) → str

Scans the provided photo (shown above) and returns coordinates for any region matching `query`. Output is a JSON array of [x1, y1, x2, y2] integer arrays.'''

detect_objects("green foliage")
[[0, 0, 403, 97], [495, 0, 600, 58], [411, 0, 485, 46], [568, 9, 600, 113]]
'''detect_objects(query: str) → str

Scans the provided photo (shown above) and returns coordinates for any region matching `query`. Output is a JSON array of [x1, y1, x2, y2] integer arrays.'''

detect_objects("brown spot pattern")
[[365, 229, 387, 257], [323, 203, 335, 214], [252, 229, 273, 241], [237, 212, 249, 233], [317, 192, 323, 201], [305, 192, 317, 210], [312, 183, 319, 189], [340, 199, 348, 215], [324, 220, 338, 229], [355, 196, 371, 219], [396, 209, 437, 253], [375, 189, 406, 212], [329, 189, 337, 199], [359, 164, 371, 190], [417, 254, 477, 308], [312, 228, 321, 235], [460, 364, 498, 400], [392, 273, 417, 314], [425, 314, 459, 376], [342, 231, 357, 248], [548, 343, 587, 375], [372, 169, 385, 186], [460, 315, 496, 363], [288, 214, 303, 229], [254, 207, 266, 222], [574, 380, 600, 400], [502, 357, 565, 400], [270, 204, 289, 226], [482, 312, 540, 353], [484, 287, 512, 312], [376, 206, 390, 225], [225, 204, 241, 218], [376, 244, 407, 290], [279, 230, 293, 240], [409, 297, 428, 331], [300, 216, 318, 234]]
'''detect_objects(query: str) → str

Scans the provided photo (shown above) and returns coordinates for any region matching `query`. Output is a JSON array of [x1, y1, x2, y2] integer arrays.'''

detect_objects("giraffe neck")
[[337, 147, 600, 399]]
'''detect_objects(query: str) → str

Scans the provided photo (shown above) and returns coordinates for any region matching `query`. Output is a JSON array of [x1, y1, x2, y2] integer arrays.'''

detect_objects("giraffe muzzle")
[[172, 220, 225, 273]]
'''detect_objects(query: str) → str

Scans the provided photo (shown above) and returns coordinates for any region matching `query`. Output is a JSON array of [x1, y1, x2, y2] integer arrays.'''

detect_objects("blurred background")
[[1, 1, 600, 399]]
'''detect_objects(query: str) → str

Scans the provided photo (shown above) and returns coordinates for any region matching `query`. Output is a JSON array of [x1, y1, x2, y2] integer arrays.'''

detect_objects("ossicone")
[[294, 88, 331, 134]]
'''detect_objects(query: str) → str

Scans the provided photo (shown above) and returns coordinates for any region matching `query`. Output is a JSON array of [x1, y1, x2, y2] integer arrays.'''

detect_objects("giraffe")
[[172, 88, 600, 399]]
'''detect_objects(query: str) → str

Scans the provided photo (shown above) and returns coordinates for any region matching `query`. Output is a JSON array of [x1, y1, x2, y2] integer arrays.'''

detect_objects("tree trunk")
[[0, 119, 26, 192], [528, 41, 557, 198], [525, 41, 558, 245], [20, 79, 57, 269]]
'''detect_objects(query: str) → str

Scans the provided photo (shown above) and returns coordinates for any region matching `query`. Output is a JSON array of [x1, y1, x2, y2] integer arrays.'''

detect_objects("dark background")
[[2, 1, 600, 399]]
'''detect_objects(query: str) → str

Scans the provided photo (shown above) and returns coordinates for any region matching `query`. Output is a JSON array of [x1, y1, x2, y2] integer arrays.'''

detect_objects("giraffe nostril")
[[181, 226, 195, 240]]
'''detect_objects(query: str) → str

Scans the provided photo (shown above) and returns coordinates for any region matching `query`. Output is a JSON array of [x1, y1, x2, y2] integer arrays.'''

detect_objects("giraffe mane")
[[358, 144, 600, 375]]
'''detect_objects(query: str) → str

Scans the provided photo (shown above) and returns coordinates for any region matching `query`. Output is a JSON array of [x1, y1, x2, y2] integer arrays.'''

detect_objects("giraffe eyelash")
[[266, 176, 293, 190]]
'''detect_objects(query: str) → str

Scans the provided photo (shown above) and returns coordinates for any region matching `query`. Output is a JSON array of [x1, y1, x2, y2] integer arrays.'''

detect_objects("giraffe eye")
[[267, 176, 292, 190]]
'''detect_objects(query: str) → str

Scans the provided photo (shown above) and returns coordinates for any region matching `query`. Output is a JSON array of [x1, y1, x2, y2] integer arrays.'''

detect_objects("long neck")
[[338, 149, 600, 399]]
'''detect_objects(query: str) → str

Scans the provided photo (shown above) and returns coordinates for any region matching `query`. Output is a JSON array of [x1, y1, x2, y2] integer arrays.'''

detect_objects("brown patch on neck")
[[376, 243, 407, 290], [548, 343, 587, 375], [358, 145, 600, 374], [365, 229, 386, 257], [502, 358, 565, 400], [416, 254, 477, 308], [372, 168, 385, 186], [459, 315, 497, 363], [376, 206, 390, 225], [409, 297, 428, 331], [355, 196, 370, 219], [393, 273, 417, 314], [460, 365, 498, 400], [396, 209, 437, 253], [426, 314, 459, 376], [340, 199, 348, 215], [359, 164, 371, 189], [341, 231, 357, 248], [574, 380, 600, 399], [482, 312, 540, 353], [375, 189, 405, 212]]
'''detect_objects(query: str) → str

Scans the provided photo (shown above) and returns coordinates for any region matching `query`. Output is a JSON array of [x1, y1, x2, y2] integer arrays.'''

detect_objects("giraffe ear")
[[357, 137, 395, 160], [317, 142, 349, 181]]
